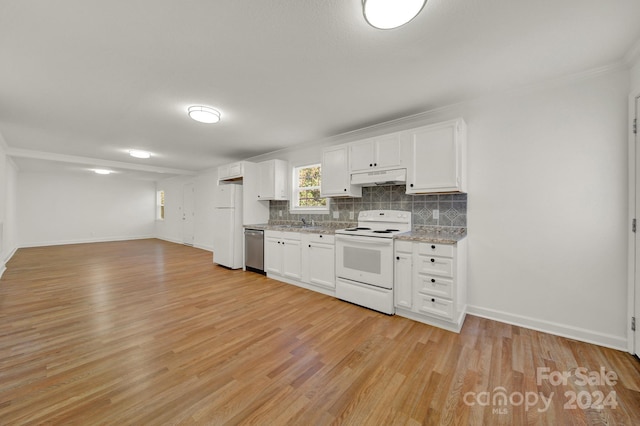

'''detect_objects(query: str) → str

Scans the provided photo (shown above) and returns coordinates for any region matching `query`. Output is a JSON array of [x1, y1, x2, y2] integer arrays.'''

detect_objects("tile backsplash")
[[269, 185, 466, 228]]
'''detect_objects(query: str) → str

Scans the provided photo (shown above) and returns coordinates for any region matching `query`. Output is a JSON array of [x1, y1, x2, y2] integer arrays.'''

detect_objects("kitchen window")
[[290, 163, 329, 214]]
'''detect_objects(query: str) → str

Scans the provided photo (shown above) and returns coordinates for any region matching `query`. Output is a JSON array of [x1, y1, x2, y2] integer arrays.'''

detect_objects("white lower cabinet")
[[301, 233, 335, 290], [264, 231, 301, 280], [265, 230, 335, 296], [394, 241, 413, 309], [394, 238, 468, 332]]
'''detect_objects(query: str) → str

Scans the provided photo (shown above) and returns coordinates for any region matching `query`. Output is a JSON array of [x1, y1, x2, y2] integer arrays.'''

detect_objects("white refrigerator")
[[213, 183, 244, 269]]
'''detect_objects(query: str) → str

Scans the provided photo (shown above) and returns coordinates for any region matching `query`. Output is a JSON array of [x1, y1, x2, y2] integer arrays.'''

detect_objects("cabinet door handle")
[[374, 163, 377, 166], [431, 298, 435, 302], [396, 256, 400, 260], [431, 245, 436, 249], [344, 188, 347, 191], [369, 163, 373, 167], [431, 258, 435, 263], [431, 278, 436, 283], [319, 235, 323, 238], [308, 244, 311, 248], [410, 183, 414, 188]]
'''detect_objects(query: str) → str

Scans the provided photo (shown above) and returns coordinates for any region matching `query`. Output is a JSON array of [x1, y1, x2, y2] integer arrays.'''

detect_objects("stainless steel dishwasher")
[[244, 229, 265, 274]]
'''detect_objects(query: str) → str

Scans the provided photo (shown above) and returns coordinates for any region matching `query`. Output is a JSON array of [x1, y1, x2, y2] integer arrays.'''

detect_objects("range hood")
[[350, 168, 407, 187]]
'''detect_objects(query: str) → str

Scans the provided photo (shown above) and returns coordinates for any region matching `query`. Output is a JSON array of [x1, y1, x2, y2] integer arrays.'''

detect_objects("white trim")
[[467, 305, 627, 351], [290, 163, 329, 214], [19, 235, 155, 248], [628, 91, 640, 354], [266, 272, 337, 298], [0, 246, 19, 279], [396, 307, 466, 333], [194, 243, 213, 252]]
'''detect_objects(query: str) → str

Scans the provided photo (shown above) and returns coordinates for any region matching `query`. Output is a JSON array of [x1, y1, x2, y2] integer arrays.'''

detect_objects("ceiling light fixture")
[[94, 169, 113, 175], [129, 149, 151, 159], [188, 105, 221, 124], [362, 0, 426, 30]]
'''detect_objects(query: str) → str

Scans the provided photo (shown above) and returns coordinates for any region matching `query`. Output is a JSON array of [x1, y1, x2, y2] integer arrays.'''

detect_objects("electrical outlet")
[[349, 211, 354, 220], [333, 211, 339, 219], [279, 210, 283, 217], [432, 209, 439, 220]]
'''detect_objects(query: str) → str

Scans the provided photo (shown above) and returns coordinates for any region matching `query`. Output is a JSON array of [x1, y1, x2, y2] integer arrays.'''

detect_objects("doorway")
[[183, 183, 195, 246]]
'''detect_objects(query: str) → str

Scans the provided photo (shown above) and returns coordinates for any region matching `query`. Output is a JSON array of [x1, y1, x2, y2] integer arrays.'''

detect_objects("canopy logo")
[[463, 367, 619, 415], [463, 388, 553, 413]]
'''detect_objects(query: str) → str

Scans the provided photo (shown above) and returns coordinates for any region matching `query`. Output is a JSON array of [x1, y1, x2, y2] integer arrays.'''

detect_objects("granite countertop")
[[243, 222, 353, 235], [245, 223, 467, 242], [395, 226, 467, 245]]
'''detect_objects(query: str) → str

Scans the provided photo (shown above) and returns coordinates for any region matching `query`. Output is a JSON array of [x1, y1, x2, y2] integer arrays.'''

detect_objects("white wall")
[[155, 170, 217, 251], [463, 68, 630, 348], [0, 133, 18, 273], [17, 171, 156, 247]]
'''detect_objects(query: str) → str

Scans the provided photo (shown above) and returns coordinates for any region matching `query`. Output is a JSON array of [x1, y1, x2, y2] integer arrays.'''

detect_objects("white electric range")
[[334, 210, 411, 314]]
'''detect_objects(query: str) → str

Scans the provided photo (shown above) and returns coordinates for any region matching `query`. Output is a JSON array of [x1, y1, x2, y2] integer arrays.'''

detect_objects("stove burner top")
[[372, 228, 400, 234]]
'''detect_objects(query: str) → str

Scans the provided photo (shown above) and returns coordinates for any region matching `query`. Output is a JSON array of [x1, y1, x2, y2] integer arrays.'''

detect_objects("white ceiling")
[[1, 0, 639, 179]]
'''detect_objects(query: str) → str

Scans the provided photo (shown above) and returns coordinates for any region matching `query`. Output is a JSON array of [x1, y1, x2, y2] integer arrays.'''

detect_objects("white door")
[[282, 238, 302, 280], [321, 145, 349, 196], [308, 243, 335, 289], [635, 95, 640, 356], [264, 234, 282, 275], [375, 133, 402, 169], [212, 208, 234, 267], [183, 183, 195, 245]]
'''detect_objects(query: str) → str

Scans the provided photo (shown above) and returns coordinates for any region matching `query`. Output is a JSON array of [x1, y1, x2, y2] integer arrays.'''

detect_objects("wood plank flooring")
[[0, 239, 639, 425]]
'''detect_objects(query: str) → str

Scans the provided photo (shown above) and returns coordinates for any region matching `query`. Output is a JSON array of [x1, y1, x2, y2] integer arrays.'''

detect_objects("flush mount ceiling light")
[[363, 0, 426, 30], [188, 105, 221, 124], [94, 169, 113, 175], [129, 149, 151, 159]]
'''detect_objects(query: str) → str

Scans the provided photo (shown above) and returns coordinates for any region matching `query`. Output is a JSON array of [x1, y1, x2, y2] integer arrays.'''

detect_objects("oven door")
[[335, 234, 394, 289]]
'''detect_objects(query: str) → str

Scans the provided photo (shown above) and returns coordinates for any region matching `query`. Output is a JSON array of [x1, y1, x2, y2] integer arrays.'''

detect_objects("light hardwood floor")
[[0, 239, 639, 425]]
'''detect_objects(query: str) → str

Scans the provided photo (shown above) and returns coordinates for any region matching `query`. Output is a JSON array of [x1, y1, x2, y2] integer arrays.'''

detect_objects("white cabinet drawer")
[[416, 255, 453, 277], [417, 243, 453, 258], [282, 232, 301, 241], [395, 240, 413, 253], [416, 274, 453, 299], [307, 233, 334, 244], [417, 296, 453, 319]]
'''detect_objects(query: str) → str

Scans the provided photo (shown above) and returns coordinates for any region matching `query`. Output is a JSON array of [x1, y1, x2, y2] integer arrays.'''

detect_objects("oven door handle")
[[335, 235, 393, 245]]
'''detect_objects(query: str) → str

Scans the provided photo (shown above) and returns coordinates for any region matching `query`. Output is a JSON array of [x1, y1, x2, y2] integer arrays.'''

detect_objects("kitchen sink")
[[273, 224, 323, 231]]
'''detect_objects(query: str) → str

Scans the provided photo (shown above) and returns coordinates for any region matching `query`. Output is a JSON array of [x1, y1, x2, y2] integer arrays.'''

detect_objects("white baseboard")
[[155, 236, 183, 245], [0, 245, 19, 279], [467, 305, 627, 351], [19, 235, 155, 248], [194, 243, 213, 252]]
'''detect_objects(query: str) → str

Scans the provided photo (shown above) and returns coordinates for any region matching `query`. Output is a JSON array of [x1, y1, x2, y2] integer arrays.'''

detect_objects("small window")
[[290, 164, 329, 214], [157, 190, 165, 220]]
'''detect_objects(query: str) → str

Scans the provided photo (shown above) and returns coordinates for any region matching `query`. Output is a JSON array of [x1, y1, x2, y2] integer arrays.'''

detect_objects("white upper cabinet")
[[350, 133, 403, 172], [321, 144, 362, 198], [404, 118, 467, 194], [218, 161, 248, 182], [257, 159, 289, 200]]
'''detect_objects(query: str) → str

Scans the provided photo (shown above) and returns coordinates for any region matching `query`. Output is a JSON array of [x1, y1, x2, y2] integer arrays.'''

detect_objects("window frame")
[[289, 163, 329, 215]]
